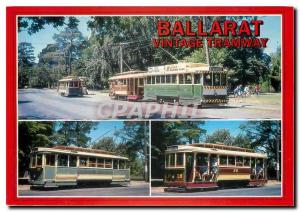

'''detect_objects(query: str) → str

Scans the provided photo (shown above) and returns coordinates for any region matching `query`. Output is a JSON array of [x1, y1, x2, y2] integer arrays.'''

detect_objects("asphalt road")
[[18, 181, 149, 196], [151, 183, 281, 196], [18, 88, 281, 120]]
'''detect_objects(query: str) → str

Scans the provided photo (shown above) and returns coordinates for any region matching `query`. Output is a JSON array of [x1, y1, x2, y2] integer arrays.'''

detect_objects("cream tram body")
[[28, 146, 130, 188], [164, 143, 267, 191], [57, 76, 85, 97]]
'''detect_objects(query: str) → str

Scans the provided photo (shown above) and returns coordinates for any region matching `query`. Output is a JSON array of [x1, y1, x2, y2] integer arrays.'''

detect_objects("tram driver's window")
[[243, 157, 250, 167], [194, 74, 202, 84], [69, 155, 77, 167], [79, 157, 88, 167], [97, 158, 105, 168], [166, 75, 171, 83], [185, 74, 192, 84], [89, 157, 96, 167], [36, 154, 43, 167], [220, 155, 227, 166], [228, 156, 235, 166], [161, 75, 166, 83], [196, 153, 208, 166], [203, 73, 212, 86], [31, 154, 37, 167], [176, 153, 184, 166], [169, 153, 175, 167], [236, 156, 243, 167], [105, 159, 112, 168], [58, 154, 68, 166], [119, 160, 125, 169], [45, 154, 55, 166], [179, 74, 184, 84], [213, 73, 221, 86]]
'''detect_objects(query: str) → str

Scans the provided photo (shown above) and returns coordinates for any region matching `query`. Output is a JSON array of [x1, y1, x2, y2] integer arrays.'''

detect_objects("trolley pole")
[[203, 16, 211, 67]]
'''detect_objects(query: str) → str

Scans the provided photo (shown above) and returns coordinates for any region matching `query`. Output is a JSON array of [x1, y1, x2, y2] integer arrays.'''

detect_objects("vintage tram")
[[57, 76, 86, 97], [164, 143, 267, 192], [108, 62, 228, 106], [28, 146, 130, 188]]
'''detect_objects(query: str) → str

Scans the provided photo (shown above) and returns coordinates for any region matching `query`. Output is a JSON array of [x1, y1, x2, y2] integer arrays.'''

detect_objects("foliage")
[[18, 42, 35, 88], [205, 129, 234, 145], [269, 46, 281, 92]]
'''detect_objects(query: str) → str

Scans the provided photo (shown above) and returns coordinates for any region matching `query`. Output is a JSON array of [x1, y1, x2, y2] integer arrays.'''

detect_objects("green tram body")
[[109, 63, 228, 106], [28, 146, 130, 188]]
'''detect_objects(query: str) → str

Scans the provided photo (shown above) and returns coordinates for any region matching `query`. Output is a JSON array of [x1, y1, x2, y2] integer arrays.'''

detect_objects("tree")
[[92, 137, 117, 152], [18, 42, 35, 88], [18, 121, 54, 177], [205, 129, 234, 145], [269, 46, 281, 92], [52, 121, 97, 147], [18, 17, 65, 34], [53, 17, 87, 75]]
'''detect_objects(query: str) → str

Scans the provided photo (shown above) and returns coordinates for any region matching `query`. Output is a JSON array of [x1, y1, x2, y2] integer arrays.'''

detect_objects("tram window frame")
[[228, 156, 235, 166], [179, 74, 184, 84], [69, 155, 77, 167], [213, 73, 221, 86], [185, 74, 192, 84], [113, 160, 119, 169], [119, 160, 126, 169], [45, 154, 55, 166], [196, 153, 209, 167], [57, 154, 68, 167], [151, 76, 155, 84], [203, 73, 212, 86], [243, 157, 250, 167], [166, 75, 171, 84], [89, 157, 97, 167], [31, 154, 37, 168], [79, 157, 88, 167], [236, 156, 243, 167], [147, 77, 151, 84], [105, 159, 113, 168], [156, 76, 160, 84], [36, 154, 43, 167], [139, 78, 143, 86], [97, 158, 105, 168], [169, 153, 175, 167], [176, 153, 184, 166], [161, 75, 166, 84], [194, 74, 202, 84], [219, 155, 228, 166]]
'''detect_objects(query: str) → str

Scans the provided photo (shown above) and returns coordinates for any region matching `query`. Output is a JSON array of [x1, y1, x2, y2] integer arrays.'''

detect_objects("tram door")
[[193, 74, 203, 99], [185, 153, 194, 182]]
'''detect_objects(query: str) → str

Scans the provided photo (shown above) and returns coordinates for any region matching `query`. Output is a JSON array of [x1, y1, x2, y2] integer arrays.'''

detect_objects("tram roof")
[[32, 146, 129, 160], [58, 76, 84, 82], [109, 70, 146, 80], [166, 143, 267, 159]]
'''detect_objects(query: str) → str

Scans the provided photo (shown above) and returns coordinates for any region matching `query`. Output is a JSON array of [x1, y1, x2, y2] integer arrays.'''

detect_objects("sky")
[[200, 120, 245, 137], [18, 15, 281, 62]]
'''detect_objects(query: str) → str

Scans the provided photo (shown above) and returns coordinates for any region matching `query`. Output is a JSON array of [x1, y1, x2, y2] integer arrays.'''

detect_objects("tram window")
[[156, 76, 160, 84], [169, 153, 175, 166], [194, 74, 202, 84], [196, 153, 208, 166], [69, 155, 77, 167], [151, 76, 155, 84], [45, 154, 55, 166], [176, 153, 184, 166], [171, 75, 176, 83], [236, 156, 243, 167], [79, 157, 88, 167], [36, 154, 43, 166], [139, 78, 143, 86], [69, 81, 73, 87], [31, 155, 37, 167], [221, 73, 227, 86], [57, 154, 68, 166], [243, 157, 250, 167], [166, 75, 171, 83], [179, 74, 184, 84], [220, 155, 227, 165], [89, 157, 96, 167], [228, 156, 235, 166], [203, 73, 212, 86], [147, 77, 151, 84], [74, 81, 78, 87], [210, 155, 218, 166], [251, 158, 256, 167], [97, 158, 105, 168], [256, 158, 263, 166], [113, 160, 119, 169], [185, 74, 192, 84], [119, 160, 125, 169], [105, 159, 112, 168], [213, 73, 221, 86], [161, 75, 166, 83]]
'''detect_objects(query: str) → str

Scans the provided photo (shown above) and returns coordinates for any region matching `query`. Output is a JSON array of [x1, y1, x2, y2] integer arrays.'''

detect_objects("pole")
[[203, 16, 211, 67], [276, 122, 280, 181], [144, 122, 149, 182], [120, 44, 123, 73]]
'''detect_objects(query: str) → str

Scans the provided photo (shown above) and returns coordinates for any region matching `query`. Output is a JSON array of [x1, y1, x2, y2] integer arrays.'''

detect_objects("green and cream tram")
[[28, 146, 130, 188], [108, 62, 228, 106], [164, 143, 267, 191], [57, 76, 85, 97]]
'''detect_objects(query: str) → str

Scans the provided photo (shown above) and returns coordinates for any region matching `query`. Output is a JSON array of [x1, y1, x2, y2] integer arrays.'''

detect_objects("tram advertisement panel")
[[7, 7, 294, 206]]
